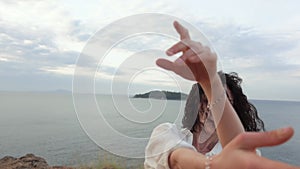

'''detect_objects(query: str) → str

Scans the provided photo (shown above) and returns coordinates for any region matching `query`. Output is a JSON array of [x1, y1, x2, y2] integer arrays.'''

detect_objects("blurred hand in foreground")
[[169, 127, 300, 169], [212, 126, 299, 169]]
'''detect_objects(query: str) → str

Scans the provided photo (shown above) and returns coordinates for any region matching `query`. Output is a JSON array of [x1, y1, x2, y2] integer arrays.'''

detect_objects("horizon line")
[[1, 90, 300, 102]]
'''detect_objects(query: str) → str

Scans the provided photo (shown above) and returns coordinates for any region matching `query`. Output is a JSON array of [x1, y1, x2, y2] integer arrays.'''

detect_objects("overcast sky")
[[1, 0, 300, 101]]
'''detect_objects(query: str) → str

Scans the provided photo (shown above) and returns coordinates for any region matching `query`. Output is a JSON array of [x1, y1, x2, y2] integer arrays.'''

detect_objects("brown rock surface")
[[0, 154, 73, 169]]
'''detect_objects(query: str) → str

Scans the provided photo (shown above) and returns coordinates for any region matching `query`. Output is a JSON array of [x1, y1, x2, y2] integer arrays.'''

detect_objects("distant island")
[[133, 90, 188, 100]]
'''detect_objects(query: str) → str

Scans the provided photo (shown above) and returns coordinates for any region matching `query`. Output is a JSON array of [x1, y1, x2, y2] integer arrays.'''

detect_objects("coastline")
[[0, 154, 144, 169], [0, 154, 73, 169]]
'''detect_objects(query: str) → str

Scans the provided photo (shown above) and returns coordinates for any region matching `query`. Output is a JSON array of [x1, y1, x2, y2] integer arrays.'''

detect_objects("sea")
[[0, 92, 299, 168]]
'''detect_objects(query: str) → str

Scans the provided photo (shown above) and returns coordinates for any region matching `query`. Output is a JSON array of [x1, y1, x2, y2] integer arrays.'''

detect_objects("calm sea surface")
[[0, 92, 299, 167]]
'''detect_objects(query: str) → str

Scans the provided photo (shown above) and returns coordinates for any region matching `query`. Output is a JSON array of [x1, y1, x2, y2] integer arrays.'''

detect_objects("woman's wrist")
[[198, 74, 224, 102], [205, 155, 213, 169], [206, 154, 220, 169]]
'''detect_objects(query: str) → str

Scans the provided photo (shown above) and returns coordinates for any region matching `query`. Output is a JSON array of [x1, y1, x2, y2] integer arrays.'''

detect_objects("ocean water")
[[252, 100, 300, 165], [0, 92, 299, 167]]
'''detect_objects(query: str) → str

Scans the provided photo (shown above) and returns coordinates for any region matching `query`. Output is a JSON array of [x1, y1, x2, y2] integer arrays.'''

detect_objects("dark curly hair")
[[182, 72, 265, 133]]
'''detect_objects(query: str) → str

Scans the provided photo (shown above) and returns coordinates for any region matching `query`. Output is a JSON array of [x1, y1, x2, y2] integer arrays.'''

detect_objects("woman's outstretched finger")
[[156, 59, 174, 71], [166, 40, 189, 56], [173, 21, 191, 40], [236, 127, 294, 150]]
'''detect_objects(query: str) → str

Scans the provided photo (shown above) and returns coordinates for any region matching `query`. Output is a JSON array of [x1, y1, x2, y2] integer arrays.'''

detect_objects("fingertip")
[[155, 58, 162, 66], [155, 58, 170, 68], [276, 126, 294, 139], [290, 127, 295, 135], [173, 20, 179, 27], [173, 21, 181, 33], [156, 58, 173, 71], [166, 50, 173, 56]]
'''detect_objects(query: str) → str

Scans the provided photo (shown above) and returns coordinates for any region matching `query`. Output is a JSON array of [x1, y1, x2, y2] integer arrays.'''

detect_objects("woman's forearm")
[[200, 75, 244, 147], [169, 148, 206, 169]]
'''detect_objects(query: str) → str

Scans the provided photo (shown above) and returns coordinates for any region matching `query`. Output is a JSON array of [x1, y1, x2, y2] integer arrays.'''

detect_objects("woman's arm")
[[169, 147, 206, 169], [204, 75, 245, 147], [169, 127, 299, 169], [156, 21, 244, 147]]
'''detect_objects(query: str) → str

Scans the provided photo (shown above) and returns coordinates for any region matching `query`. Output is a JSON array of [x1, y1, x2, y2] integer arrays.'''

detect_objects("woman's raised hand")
[[156, 21, 218, 87]]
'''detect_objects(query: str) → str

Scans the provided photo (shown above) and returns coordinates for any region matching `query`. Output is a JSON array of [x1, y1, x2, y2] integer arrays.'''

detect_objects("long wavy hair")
[[182, 72, 265, 133]]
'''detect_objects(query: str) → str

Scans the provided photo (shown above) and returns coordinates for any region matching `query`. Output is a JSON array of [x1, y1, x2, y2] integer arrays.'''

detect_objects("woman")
[[182, 72, 265, 154], [145, 21, 298, 169]]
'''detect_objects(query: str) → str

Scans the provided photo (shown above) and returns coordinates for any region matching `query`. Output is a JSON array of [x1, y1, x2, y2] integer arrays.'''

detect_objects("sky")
[[1, 0, 300, 101]]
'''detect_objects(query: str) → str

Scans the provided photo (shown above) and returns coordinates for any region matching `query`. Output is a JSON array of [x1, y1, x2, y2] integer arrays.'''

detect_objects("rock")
[[49, 167, 73, 169], [0, 154, 73, 169]]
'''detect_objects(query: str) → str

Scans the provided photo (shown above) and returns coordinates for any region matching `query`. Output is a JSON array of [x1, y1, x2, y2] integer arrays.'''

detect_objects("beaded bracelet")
[[207, 90, 226, 111], [205, 154, 213, 169]]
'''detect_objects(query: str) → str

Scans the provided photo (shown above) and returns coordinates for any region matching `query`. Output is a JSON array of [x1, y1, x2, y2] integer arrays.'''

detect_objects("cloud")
[[0, 1, 86, 54], [1, 0, 300, 100], [40, 65, 75, 76], [0, 0, 90, 79], [290, 70, 300, 78], [0, 53, 22, 63], [196, 21, 300, 78]]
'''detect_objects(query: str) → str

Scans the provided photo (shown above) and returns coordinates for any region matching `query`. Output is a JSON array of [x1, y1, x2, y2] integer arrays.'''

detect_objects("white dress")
[[144, 123, 222, 169]]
